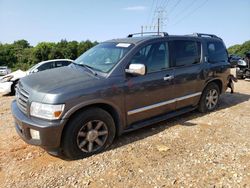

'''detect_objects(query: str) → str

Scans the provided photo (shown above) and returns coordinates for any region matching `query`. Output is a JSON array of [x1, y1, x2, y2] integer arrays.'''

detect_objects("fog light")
[[30, 129, 40, 140]]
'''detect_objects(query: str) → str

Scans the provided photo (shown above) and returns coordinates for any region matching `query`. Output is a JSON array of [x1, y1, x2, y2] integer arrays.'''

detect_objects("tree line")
[[1, 39, 250, 71], [227, 40, 250, 57], [0, 40, 98, 71]]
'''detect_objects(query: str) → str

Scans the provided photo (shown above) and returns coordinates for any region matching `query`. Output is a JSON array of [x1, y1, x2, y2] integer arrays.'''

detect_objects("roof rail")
[[192, 33, 219, 39], [127, 32, 168, 38]]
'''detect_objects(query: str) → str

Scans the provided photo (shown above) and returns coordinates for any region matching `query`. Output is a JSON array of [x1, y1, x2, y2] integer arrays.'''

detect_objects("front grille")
[[16, 82, 29, 114]]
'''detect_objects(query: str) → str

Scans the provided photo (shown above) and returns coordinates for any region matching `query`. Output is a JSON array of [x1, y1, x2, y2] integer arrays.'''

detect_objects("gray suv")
[[11, 32, 233, 159]]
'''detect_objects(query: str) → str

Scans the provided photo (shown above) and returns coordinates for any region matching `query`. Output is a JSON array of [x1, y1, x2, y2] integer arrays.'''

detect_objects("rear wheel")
[[198, 83, 220, 113], [62, 108, 116, 159]]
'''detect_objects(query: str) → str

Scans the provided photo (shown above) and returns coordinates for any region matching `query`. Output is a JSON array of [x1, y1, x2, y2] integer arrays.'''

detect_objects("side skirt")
[[123, 106, 197, 133]]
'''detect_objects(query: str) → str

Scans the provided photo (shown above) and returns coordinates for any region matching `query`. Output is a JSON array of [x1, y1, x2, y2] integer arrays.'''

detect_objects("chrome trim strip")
[[176, 92, 202, 101], [127, 99, 176, 115], [127, 92, 202, 115]]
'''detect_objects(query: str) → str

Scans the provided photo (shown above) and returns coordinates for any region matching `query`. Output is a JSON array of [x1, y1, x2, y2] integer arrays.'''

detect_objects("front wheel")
[[10, 81, 18, 95], [236, 71, 243, 79], [62, 108, 116, 159], [198, 83, 220, 113]]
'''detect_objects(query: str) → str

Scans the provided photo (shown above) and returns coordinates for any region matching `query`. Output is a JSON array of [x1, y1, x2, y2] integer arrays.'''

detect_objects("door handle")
[[163, 75, 174, 81]]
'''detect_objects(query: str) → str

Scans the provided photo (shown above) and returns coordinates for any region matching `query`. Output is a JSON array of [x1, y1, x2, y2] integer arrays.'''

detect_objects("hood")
[[21, 64, 100, 94], [1, 70, 27, 81]]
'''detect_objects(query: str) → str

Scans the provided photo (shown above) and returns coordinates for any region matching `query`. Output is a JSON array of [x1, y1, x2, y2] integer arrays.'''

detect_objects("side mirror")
[[125, 64, 146, 76]]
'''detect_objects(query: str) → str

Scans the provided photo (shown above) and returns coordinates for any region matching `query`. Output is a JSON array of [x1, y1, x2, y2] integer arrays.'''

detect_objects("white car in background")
[[0, 59, 73, 95], [0, 66, 11, 76]]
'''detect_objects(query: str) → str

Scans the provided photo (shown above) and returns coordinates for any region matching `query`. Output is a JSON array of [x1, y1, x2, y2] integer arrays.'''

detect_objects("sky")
[[0, 0, 250, 47]]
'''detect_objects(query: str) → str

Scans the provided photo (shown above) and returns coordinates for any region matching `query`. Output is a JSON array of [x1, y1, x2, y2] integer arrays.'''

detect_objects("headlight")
[[30, 102, 65, 120], [238, 60, 247, 66], [1, 75, 13, 82]]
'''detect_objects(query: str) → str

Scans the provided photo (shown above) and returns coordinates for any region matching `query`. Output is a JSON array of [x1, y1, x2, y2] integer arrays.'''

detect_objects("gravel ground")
[[0, 79, 250, 188]]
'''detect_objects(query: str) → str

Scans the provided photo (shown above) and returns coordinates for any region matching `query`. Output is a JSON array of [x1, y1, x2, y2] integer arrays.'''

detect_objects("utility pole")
[[157, 18, 160, 35], [142, 7, 166, 34]]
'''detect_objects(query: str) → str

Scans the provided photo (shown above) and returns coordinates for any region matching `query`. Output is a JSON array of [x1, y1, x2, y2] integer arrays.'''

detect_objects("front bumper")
[[11, 100, 66, 151], [0, 81, 12, 94]]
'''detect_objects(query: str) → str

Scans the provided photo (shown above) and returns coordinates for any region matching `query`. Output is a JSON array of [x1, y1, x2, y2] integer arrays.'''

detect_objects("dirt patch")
[[0, 79, 250, 187]]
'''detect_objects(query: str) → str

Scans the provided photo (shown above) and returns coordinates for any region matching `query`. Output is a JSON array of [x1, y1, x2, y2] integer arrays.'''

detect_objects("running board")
[[124, 106, 196, 133]]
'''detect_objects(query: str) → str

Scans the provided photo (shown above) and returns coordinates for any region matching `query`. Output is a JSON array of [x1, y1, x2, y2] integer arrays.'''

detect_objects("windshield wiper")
[[74, 63, 97, 76]]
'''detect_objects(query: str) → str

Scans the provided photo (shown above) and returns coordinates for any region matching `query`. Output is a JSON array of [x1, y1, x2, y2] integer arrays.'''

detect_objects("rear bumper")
[[11, 100, 66, 152], [0, 81, 12, 94]]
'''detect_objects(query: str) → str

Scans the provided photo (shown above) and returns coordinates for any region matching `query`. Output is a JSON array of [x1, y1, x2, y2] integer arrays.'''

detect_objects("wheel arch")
[[61, 102, 123, 145], [203, 78, 223, 94]]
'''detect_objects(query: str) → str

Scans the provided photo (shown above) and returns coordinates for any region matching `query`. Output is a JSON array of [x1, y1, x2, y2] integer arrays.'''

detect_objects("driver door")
[[124, 41, 176, 125]]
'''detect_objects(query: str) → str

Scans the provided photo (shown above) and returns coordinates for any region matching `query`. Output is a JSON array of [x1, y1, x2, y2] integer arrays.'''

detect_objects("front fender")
[[61, 99, 124, 136]]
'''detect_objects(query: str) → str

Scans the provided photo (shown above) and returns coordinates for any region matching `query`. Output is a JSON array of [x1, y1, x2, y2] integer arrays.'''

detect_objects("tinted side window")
[[37, 62, 54, 72], [207, 41, 228, 62], [56, 61, 70, 67], [174, 40, 201, 67], [130, 42, 169, 73]]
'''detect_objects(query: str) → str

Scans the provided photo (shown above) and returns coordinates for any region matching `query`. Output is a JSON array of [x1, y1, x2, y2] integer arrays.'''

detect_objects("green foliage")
[[228, 40, 250, 57], [0, 40, 98, 71]]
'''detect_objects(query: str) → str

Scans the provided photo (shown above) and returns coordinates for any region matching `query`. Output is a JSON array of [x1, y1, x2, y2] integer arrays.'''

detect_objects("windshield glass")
[[74, 42, 134, 73]]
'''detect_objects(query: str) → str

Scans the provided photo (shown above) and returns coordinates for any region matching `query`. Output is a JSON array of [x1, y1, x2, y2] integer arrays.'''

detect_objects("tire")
[[62, 108, 116, 159], [198, 83, 220, 113], [236, 70, 243, 79], [236, 72, 243, 79], [10, 81, 18, 95]]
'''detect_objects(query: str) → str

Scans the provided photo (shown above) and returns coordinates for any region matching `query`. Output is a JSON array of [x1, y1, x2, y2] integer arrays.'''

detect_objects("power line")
[[147, 0, 156, 25], [149, 0, 160, 28], [167, 0, 182, 16], [155, 0, 160, 9], [170, 0, 209, 26], [170, 0, 198, 21], [159, 0, 168, 8], [144, 0, 168, 32], [162, 0, 170, 9], [143, 7, 166, 33]]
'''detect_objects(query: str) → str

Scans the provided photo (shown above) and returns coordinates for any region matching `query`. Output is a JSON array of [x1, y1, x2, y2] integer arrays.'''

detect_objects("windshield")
[[74, 42, 134, 73]]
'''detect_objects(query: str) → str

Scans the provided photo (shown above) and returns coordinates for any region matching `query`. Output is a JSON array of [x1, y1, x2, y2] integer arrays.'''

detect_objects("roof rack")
[[127, 32, 168, 38], [192, 33, 219, 39]]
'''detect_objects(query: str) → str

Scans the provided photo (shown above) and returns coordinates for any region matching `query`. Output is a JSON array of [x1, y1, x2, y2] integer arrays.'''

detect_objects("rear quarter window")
[[207, 41, 228, 63]]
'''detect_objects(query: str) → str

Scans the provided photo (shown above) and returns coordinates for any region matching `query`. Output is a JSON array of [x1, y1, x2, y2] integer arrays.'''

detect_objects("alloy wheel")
[[77, 120, 109, 153], [205, 89, 218, 110]]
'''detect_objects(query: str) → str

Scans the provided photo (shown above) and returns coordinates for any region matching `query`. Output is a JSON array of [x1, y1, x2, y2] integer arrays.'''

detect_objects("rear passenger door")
[[171, 39, 204, 109]]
